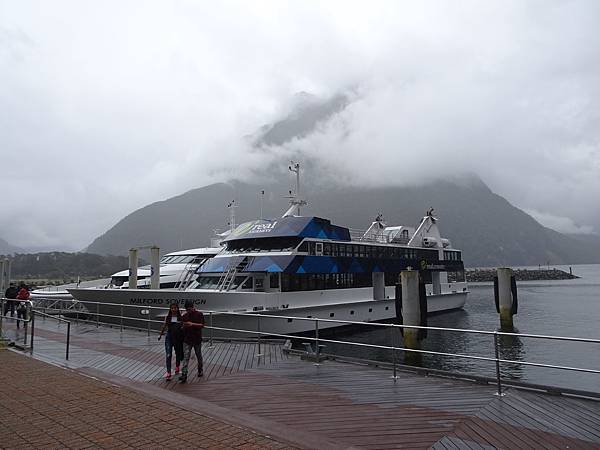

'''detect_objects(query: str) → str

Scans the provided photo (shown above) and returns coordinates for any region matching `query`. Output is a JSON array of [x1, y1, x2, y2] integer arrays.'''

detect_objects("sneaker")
[[179, 375, 187, 384], [164, 372, 172, 381], [175, 366, 180, 375]]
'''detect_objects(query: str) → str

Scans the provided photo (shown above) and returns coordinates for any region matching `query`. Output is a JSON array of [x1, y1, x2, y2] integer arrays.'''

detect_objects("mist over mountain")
[[86, 91, 600, 266], [0, 237, 23, 255]]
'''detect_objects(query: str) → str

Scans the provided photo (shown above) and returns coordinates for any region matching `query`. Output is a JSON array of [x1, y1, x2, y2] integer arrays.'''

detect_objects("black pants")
[[3, 300, 16, 317], [16, 306, 27, 329]]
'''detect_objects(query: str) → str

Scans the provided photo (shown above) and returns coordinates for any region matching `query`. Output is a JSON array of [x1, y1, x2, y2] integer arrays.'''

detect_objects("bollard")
[[494, 268, 517, 331], [129, 248, 138, 289], [96, 303, 100, 328], [66, 322, 71, 360], [400, 270, 425, 365], [120, 304, 124, 332], [372, 272, 385, 300], [150, 246, 160, 289]]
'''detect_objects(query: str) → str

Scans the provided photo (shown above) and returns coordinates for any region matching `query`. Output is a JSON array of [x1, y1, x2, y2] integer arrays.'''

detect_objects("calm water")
[[323, 264, 600, 393]]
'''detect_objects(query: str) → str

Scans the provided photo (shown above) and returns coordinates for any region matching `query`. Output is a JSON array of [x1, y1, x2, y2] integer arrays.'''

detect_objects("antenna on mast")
[[259, 190, 265, 220], [227, 200, 237, 232], [283, 161, 307, 217]]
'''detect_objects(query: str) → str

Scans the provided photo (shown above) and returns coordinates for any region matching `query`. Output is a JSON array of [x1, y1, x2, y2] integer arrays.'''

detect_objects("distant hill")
[[6, 252, 131, 282], [85, 175, 600, 267]]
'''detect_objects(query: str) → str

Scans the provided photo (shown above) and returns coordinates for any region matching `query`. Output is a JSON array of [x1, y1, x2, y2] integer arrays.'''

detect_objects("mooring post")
[[128, 248, 138, 289], [400, 269, 423, 365], [495, 268, 517, 331], [372, 272, 385, 300], [66, 321, 71, 360], [256, 315, 262, 359], [150, 246, 160, 290], [96, 302, 100, 328]]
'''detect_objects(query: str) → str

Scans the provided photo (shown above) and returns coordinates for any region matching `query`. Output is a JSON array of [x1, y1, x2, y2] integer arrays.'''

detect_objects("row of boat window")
[[160, 255, 206, 264], [281, 273, 399, 292], [223, 237, 461, 262]]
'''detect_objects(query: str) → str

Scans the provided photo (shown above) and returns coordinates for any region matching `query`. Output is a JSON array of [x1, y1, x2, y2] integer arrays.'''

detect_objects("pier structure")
[[0, 257, 10, 292], [3, 312, 599, 449], [495, 267, 518, 330]]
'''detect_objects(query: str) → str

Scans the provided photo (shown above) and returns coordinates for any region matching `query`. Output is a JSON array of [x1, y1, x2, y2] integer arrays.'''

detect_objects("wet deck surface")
[[2, 316, 600, 449]]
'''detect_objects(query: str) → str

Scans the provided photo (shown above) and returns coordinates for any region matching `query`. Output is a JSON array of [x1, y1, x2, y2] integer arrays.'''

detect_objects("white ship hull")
[[67, 284, 467, 335]]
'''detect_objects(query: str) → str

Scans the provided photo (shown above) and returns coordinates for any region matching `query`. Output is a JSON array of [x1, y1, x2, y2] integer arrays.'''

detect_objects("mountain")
[[0, 237, 23, 255], [86, 175, 600, 266]]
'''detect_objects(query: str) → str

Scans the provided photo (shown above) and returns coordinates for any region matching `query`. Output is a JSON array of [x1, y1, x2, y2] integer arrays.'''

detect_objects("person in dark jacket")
[[179, 299, 205, 383], [4, 283, 18, 317], [15, 283, 30, 329], [158, 302, 184, 381]]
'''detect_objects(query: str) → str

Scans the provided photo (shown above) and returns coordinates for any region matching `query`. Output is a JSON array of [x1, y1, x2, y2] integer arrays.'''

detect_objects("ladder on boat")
[[217, 257, 251, 291], [175, 263, 198, 290]]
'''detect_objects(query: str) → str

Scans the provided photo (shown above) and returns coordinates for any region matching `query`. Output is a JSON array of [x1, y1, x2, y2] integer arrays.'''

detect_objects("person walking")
[[158, 302, 184, 381], [15, 283, 30, 329], [179, 299, 204, 383], [4, 282, 18, 317]]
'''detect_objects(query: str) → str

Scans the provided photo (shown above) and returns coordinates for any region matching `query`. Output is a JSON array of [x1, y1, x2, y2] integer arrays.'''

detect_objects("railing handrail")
[[25, 296, 600, 396], [33, 297, 600, 344]]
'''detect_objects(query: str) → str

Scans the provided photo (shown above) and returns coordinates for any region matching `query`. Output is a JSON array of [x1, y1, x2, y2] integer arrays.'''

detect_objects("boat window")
[[241, 277, 253, 289], [270, 274, 280, 289], [323, 243, 331, 256], [254, 278, 264, 292], [225, 237, 302, 253], [315, 242, 323, 256], [195, 276, 221, 289], [297, 241, 309, 252]]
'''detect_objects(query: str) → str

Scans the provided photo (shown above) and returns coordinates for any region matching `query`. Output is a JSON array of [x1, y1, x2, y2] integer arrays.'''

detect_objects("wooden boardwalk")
[[3, 316, 600, 449]]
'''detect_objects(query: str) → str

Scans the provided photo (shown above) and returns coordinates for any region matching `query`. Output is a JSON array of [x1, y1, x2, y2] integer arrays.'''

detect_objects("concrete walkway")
[[0, 350, 296, 450]]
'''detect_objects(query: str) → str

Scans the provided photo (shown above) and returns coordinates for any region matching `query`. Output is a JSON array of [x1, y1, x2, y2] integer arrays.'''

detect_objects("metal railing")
[[12, 297, 600, 398], [1, 298, 72, 360]]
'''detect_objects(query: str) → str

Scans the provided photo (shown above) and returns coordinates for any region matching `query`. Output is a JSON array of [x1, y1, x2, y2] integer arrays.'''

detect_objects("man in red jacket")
[[179, 299, 204, 383]]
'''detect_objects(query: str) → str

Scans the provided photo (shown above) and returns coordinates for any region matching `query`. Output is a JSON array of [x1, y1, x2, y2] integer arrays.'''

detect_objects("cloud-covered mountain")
[[85, 175, 600, 267], [86, 91, 600, 266]]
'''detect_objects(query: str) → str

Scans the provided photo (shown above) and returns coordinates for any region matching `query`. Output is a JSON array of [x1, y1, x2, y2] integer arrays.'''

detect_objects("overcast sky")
[[1, 1, 599, 251]]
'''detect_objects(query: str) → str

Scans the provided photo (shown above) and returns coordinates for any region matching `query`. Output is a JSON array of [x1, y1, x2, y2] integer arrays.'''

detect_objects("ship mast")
[[283, 161, 307, 217]]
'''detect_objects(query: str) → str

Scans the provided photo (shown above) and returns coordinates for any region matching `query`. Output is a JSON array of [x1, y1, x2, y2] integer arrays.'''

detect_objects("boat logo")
[[248, 221, 278, 234]]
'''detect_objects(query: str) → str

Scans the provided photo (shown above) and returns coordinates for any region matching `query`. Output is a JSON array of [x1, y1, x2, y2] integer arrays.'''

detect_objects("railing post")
[[209, 312, 213, 348], [315, 319, 320, 363], [256, 315, 262, 359], [120, 304, 123, 333], [30, 310, 35, 354], [66, 322, 70, 360], [493, 332, 504, 396], [96, 302, 99, 328], [391, 324, 397, 381], [0, 299, 4, 333], [23, 305, 28, 346]]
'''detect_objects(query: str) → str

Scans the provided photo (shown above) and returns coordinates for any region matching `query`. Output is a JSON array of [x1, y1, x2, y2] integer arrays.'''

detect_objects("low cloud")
[[526, 209, 596, 235], [1, 1, 599, 249]]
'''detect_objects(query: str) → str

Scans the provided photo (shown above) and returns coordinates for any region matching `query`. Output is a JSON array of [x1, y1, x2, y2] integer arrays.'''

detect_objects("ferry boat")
[[68, 212, 467, 335], [68, 163, 467, 335]]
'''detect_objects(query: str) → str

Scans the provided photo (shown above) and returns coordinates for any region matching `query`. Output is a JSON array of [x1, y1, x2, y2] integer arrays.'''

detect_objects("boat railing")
[[8, 297, 600, 399]]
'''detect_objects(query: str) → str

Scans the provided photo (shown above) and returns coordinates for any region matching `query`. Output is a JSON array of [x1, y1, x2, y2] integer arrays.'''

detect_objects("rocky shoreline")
[[466, 268, 579, 282]]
